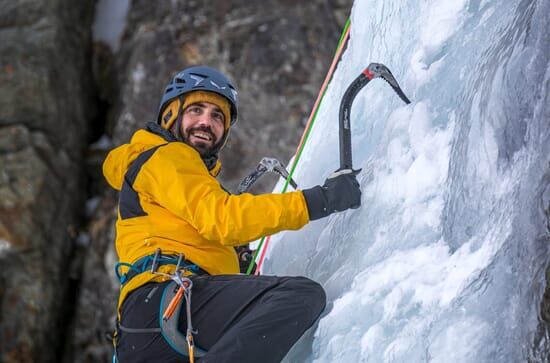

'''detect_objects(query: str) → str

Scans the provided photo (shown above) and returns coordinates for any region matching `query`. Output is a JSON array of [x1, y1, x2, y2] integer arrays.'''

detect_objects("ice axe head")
[[236, 157, 297, 194], [258, 158, 298, 189], [364, 63, 411, 104], [259, 157, 282, 172]]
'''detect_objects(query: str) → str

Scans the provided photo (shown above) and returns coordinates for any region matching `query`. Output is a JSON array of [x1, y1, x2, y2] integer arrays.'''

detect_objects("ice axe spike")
[[338, 63, 411, 171], [236, 157, 297, 194]]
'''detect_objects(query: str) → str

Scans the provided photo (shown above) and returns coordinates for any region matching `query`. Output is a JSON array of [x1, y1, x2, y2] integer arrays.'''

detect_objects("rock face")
[[0, 1, 97, 362]]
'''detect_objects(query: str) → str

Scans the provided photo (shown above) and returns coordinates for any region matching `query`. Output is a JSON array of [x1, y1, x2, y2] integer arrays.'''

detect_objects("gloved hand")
[[302, 169, 361, 221]]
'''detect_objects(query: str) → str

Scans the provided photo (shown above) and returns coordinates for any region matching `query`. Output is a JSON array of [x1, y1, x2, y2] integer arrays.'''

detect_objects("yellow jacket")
[[103, 127, 310, 307]]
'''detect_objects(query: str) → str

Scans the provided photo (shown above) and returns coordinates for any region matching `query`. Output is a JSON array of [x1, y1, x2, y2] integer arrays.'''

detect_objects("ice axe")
[[237, 157, 298, 194], [338, 63, 411, 172]]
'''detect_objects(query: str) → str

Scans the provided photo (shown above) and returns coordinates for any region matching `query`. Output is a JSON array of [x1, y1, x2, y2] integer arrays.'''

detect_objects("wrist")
[[302, 186, 329, 221]]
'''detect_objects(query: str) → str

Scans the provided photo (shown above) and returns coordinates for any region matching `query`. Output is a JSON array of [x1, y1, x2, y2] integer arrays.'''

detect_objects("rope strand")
[[247, 18, 352, 275]]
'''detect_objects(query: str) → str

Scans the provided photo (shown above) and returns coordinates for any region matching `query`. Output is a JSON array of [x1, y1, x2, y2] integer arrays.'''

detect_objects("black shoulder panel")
[[119, 145, 164, 220]]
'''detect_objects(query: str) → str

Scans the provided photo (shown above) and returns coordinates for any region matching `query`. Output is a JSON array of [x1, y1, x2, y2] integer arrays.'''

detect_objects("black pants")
[[116, 274, 326, 363]]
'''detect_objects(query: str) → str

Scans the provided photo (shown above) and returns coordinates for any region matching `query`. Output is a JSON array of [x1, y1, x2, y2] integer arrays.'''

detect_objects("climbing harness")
[[112, 249, 208, 363], [114, 248, 207, 286]]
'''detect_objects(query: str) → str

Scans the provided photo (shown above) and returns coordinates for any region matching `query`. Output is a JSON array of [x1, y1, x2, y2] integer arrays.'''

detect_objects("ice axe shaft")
[[237, 157, 297, 194], [339, 63, 411, 170]]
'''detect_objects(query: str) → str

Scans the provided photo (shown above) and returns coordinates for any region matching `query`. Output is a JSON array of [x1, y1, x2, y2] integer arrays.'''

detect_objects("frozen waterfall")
[[261, 0, 550, 362]]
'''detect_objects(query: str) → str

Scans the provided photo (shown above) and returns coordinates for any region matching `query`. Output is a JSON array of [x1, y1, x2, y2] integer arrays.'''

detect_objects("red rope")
[[254, 20, 351, 274]]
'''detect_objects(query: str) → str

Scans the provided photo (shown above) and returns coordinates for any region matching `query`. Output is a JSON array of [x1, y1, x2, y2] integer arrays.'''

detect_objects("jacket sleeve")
[[134, 144, 310, 246]]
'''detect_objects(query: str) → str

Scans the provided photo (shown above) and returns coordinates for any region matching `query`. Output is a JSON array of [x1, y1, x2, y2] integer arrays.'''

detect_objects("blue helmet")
[[157, 66, 238, 126]]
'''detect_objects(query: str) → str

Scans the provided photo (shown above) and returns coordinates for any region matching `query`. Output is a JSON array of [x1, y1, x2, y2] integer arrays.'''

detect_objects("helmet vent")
[[190, 74, 206, 86], [190, 72, 208, 78], [175, 78, 186, 84], [230, 88, 238, 101], [209, 80, 226, 90]]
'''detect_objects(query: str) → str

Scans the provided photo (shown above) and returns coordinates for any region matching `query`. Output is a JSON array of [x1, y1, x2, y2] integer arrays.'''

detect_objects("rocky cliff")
[[0, 1, 97, 362]]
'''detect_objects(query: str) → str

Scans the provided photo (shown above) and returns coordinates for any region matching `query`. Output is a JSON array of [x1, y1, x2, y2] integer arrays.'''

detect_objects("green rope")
[[246, 18, 351, 275]]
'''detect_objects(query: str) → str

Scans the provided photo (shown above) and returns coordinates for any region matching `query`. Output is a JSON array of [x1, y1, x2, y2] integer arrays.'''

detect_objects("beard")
[[182, 125, 222, 157]]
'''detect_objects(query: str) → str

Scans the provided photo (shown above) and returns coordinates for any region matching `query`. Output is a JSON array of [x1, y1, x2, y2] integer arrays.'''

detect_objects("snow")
[[85, 196, 101, 218], [89, 134, 113, 151], [92, 0, 130, 51], [261, 0, 550, 362], [0, 238, 10, 255]]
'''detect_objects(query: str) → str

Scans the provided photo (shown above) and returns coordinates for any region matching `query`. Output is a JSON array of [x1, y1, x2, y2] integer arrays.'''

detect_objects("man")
[[103, 66, 361, 363]]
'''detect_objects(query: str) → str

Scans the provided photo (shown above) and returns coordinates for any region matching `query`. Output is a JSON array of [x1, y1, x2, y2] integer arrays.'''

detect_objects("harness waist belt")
[[116, 252, 209, 286]]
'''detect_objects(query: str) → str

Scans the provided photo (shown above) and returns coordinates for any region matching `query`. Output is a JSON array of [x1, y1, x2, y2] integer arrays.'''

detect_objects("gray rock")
[[0, 0, 96, 362]]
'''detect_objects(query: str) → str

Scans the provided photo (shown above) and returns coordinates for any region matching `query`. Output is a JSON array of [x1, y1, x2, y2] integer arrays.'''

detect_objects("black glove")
[[302, 169, 361, 221]]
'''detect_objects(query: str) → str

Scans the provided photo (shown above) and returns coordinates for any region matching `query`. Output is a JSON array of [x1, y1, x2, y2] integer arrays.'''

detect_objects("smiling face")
[[180, 102, 226, 157]]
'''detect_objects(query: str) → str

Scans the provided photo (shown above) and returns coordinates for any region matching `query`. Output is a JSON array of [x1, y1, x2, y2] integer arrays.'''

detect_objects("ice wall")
[[262, 0, 550, 362]]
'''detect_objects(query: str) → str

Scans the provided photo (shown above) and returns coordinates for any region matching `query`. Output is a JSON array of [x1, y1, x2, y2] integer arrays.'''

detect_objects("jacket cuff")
[[302, 186, 328, 221]]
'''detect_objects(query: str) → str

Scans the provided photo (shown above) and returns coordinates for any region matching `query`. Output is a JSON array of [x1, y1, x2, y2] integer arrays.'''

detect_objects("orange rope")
[[253, 19, 351, 274]]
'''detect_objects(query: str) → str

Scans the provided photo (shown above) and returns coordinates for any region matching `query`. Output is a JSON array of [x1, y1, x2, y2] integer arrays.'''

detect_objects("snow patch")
[[0, 238, 11, 255], [92, 0, 130, 51], [89, 134, 113, 151]]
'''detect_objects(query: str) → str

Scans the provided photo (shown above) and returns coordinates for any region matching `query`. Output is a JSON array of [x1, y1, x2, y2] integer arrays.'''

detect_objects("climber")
[[103, 65, 362, 363]]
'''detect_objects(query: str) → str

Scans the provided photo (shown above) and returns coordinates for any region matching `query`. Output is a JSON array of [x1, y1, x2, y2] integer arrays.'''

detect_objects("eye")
[[212, 112, 224, 123], [188, 106, 202, 114]]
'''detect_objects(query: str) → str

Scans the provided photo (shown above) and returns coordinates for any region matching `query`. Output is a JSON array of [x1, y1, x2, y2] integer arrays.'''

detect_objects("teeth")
[[192, 131, 212, 141]]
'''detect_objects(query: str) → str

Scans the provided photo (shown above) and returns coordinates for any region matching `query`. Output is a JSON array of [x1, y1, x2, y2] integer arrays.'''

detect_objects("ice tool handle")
[[339, 63, 411, 170]]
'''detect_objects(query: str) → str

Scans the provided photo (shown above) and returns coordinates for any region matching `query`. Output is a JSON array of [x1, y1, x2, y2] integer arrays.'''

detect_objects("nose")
[[196, 113, 215, 128]]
